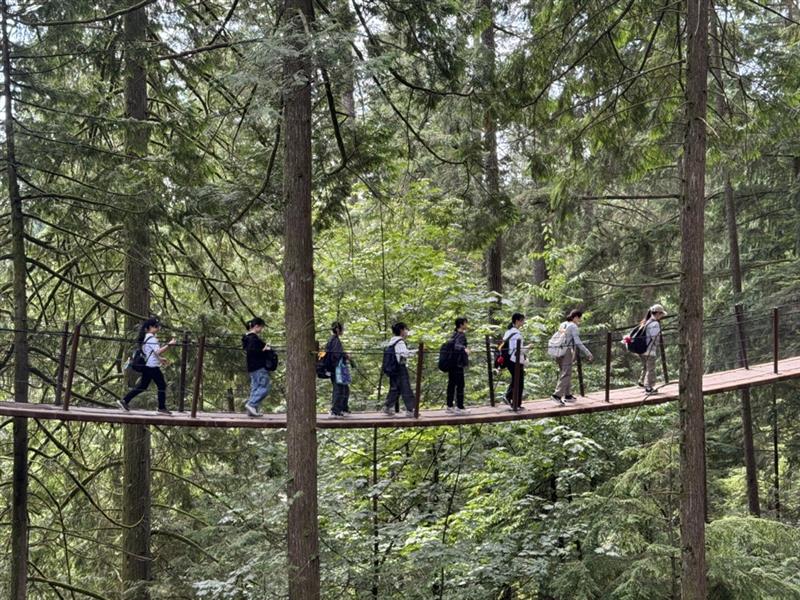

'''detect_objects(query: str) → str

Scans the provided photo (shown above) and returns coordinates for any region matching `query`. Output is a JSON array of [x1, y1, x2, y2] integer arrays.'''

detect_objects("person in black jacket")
[[446, 317, 470, 414], [242, 317, 271, 417], [326, 322, 350, 417]]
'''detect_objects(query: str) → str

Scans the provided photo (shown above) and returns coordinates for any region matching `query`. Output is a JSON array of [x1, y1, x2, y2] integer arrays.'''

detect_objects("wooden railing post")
[[226, 386, 235, 412], [63, 323, 82, 411], [191, 335, 206, 418], [414, 342, 424, 418], [734, 303, 749, 369], [659, 334, 669, 384], [512, 344, 522, 411], [772, 384, 781, 520], [54, 321, 69, 406], [604, 332, 612, 403], [773, 307, 779, 374], [576, 348, 585, 397], [178, 331, 189, 412], [485, 335, 495, 407]]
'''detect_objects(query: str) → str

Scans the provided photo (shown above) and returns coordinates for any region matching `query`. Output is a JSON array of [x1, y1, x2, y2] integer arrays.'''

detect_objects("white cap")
[[650, 303, 667, 315]]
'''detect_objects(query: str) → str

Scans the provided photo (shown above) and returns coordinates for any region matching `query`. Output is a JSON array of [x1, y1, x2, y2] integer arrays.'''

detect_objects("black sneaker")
[[644, 387, 655, 394], [551, 395, 565, 406], [564, 395, 577, 403], [156, 408, 172, 415]]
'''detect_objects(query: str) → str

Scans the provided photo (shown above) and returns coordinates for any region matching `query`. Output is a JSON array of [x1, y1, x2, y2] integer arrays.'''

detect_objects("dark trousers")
[[385, 365, 415, 412], [504, 364, 525, 407], [124, 367, 167, 409], [446, 368, 465, 409], [332, 382, 350, 414]]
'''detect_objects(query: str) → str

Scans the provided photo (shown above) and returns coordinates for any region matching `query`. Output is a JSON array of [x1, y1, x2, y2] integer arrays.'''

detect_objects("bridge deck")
[[0, 357, 798, 429]]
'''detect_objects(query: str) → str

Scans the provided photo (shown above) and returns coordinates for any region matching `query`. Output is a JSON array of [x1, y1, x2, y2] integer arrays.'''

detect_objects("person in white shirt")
[[639, 304, 667, 393], [382, 322, 416, 417], [551, 309, 593, 405], [118, 318, 177, 414], [503, 313, 526, 408]]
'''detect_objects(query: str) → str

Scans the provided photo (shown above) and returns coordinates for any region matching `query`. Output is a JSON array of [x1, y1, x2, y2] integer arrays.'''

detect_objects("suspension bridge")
[[0, 303, 798, 429]]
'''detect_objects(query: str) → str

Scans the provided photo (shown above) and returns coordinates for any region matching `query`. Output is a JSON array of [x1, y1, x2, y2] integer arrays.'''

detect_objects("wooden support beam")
[[63, 323, 81, 411]]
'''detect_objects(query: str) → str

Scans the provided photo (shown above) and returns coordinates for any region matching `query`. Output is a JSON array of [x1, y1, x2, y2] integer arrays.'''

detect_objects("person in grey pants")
[[639, 304, 667, 393], [551, 310, 593, 405]]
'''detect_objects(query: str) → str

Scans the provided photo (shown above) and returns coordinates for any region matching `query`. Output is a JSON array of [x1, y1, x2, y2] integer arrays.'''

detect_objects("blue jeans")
[[247, 368, 271, 408]]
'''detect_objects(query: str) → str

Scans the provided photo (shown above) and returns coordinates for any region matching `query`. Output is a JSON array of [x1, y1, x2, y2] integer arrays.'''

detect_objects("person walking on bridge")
[[242, 317, 275, 417], [503, 313, 527, 408], [382, 322, 417, 418], [326, 321, 351, 417], [639, 304, 667, 393], [445, 317, 470, 415], [119, 318, 176, 414], [549, 309, 593, 405]]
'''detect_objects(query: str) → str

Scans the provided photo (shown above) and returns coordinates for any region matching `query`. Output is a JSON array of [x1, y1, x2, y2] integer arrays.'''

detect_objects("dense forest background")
[[2, 0, 800, 598]]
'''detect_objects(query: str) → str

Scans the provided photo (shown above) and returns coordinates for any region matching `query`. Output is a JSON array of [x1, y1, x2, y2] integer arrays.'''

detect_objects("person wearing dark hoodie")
[[326, 321, 351, 417], [446, 317, 470, 415], [242, 317, 272, 417]]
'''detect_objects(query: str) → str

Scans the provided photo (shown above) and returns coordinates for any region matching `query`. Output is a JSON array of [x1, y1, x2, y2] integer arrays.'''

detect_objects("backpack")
[[127, 347, 146, 372], [625, 322, 649, 355], [264, 348, 279, 372], [316, 350, 333, 379], [382, 340, 402, 376], [494, 339, 511, 370], [437, 335, 458, 372], [547, 325, 569, 358]]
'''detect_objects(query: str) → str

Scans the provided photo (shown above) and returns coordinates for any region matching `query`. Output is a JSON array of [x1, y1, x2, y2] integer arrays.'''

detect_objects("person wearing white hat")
[[639, 304, 667, 393]]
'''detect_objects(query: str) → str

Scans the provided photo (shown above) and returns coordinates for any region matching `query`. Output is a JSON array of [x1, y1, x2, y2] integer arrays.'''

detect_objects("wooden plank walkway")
[[0, 356, 798, 429]]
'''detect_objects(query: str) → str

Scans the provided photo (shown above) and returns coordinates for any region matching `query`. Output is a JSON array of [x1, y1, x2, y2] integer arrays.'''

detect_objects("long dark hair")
[[640, 310, 654, 326], [509, 312, 525, 328], [137, 318, 160, 344]]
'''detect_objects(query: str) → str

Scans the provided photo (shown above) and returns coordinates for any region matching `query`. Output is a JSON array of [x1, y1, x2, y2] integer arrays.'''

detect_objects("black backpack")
[[494, 337, 513, 370], [316, 351, 333, 379], [264, 348, 279, 372], [128, 347, 146, 372], [382, 340, 401, 376], [625, 323, 649, 355], [436, 336, 458, 373]]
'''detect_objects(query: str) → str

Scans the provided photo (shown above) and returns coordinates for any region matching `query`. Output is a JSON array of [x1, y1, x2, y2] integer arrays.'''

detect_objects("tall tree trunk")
[[121, 5, 153, 598], [711, 11, 760, 517], [793, 157, 800, 257], [480, 0, 502, 318], [283, 1, 320, 598], [679, 0, 709, 597], [3, 1, 30, 596]]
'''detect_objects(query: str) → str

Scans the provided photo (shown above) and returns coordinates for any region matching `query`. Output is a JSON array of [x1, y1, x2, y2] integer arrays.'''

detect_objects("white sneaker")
[[403, 410, 415, 418], [445, 406, 456, 414], [246, 404, 262, 417], [381, 407, 394, 416], [454, 408, 470, 415]]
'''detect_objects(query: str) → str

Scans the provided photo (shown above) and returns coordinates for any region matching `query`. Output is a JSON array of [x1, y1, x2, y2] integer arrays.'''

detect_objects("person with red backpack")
[[637, 304, 667, 393]]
